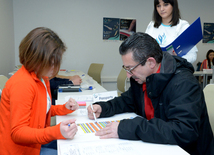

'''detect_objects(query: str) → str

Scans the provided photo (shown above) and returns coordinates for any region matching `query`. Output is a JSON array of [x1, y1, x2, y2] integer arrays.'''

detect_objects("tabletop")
[[56, 70, 189, 155]]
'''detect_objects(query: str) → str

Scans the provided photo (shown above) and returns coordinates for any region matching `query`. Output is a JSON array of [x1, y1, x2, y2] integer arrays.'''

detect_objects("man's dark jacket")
[[96, 52, 214, 155]]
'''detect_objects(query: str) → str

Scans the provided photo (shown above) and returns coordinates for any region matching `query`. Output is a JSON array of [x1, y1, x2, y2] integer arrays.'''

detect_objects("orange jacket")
[[0, 66, 74, 155], [200, 59, 208, 70]]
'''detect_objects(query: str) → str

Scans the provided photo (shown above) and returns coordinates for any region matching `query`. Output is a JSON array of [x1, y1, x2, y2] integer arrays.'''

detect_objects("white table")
[[56, 110, 189, 155], [56, 71, 189, 155], [57, 70, 107, 99], [194, 71, 213, 88]]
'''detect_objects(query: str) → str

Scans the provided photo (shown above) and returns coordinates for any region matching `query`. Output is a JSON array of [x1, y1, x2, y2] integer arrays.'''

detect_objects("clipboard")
[[161, 17, 203, 57]]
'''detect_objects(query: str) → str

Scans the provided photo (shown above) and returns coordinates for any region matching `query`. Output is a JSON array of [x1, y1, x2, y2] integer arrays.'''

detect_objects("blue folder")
[[161, 17, 203, 57]]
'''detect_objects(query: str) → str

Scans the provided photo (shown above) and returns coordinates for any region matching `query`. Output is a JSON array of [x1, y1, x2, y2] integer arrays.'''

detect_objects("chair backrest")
[[0, 75, 8, 92], [117, 69, 127, 96], [203, 84, 214, 132], [15, 64, 22, 70], [87, 63, 104, 85], [196, 61, 202, 71]]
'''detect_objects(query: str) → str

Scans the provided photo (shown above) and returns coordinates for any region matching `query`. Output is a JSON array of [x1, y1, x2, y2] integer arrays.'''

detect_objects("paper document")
[[65, 91, 118, 103], [77, 120, 120, 134], [60, 140, 139, 155], [64, 91, 118, 116], [93, 91, 118, 102], [59, 138, 189, 155], [65, 95, 93, 102], [161, 17, 203, 57]]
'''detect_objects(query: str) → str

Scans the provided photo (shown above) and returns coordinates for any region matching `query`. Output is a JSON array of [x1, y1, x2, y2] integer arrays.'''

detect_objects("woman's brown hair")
[[19, 27, 66, 79]]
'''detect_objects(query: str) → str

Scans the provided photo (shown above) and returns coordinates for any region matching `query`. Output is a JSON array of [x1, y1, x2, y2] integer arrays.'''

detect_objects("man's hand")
[[95, 122, 119, 139], [70, 75, 82, 85], [65, 98, 79, 111], [87, 104, 102, 120]]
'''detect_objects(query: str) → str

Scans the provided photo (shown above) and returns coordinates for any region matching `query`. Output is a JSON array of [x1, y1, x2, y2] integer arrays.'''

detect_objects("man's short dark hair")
[[119, 32, 163, 65]]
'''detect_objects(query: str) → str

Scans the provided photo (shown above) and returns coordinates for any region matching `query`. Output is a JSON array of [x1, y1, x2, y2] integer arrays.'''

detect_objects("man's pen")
[[91, 104, 97, 122]]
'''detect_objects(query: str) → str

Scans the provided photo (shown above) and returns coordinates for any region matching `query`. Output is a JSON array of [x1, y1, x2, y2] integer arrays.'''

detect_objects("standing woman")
[[0, 27, 79, 155], [145, 0, 198, 64]]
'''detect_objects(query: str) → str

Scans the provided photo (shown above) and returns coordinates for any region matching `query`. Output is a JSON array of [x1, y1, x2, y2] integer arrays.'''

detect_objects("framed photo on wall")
[[103, 17, 136, 41]]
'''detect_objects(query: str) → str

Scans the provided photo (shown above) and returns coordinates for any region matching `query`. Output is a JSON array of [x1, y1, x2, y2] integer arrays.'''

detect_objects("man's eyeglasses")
[[122, 59, 146, 75]]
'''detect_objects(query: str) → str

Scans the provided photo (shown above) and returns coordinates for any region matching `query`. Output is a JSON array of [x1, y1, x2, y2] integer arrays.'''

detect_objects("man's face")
[[122, 52, 153, 84]]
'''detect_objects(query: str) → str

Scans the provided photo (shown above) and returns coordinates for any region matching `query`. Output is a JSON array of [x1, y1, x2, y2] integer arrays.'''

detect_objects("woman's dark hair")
[[206, 49, 214, 69], [153, 0, 180, 28], [19, 27, 66, 79]]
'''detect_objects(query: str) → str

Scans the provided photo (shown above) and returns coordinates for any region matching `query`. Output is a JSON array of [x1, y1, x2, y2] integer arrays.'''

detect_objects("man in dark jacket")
[[87, 32, 214, 155]]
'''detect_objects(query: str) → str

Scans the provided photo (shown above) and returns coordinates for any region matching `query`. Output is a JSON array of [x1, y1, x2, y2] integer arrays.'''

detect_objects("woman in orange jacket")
[[0, 27, 79, 155]]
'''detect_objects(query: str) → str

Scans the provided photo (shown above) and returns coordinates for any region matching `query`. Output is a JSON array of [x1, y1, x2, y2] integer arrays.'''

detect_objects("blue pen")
[[68, 123, 70, 127]]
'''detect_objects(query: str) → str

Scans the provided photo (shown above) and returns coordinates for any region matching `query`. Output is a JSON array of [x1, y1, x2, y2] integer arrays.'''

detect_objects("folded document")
[[161, 17, 203, 57]]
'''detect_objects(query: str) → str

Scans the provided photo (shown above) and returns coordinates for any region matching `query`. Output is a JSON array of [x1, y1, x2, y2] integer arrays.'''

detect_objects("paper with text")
[[60, 141, 138, 155]]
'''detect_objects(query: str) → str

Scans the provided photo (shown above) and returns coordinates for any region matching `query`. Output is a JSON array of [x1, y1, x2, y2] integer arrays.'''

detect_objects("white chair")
[[203, 84, 214, 132], [15, 64, 22, 70], [87, 63, 104, 85], [0, 75, 8, 90], [117, 69, 127, 96], [0, 75, 8, 98]]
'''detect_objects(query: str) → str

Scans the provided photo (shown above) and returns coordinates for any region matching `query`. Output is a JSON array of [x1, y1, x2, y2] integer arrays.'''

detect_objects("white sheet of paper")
[[59, 140, 140, 155]]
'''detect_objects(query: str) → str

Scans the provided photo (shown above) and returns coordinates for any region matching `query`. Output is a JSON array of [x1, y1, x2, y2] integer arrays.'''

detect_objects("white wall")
[[0, 0, 14, 78], [13, 0, 151, 77], [11, 0, 214, 90], [179, 0, 214, 68]]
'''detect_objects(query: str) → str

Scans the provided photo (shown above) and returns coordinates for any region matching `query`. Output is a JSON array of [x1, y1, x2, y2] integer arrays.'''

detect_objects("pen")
[[90, 104, 97, 122], [68, 123, 70, 127]]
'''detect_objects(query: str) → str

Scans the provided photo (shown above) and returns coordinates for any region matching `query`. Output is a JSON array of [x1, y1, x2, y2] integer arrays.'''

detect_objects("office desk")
[[56, 71, 189, 155], [57, 70, 107, 100], [56, 110, 189, 155]]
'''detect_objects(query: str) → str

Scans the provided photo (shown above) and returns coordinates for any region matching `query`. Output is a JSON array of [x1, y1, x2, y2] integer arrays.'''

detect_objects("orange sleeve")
[[10, 78, 66, 145], [200, 59, 207, 70], [50, 104, 74, 116]]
